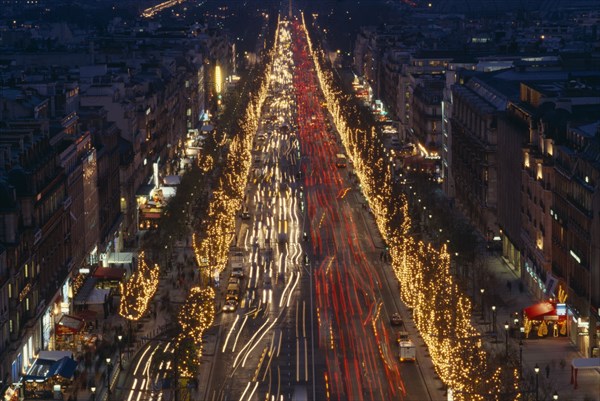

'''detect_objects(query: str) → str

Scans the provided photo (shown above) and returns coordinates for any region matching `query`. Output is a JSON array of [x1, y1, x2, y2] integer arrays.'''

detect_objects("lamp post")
[[519, 340, 523, 379], [534, 364, 540, 401], [504, 322, 510, 358], [552, 391, 558, 400], [90, 386, 96, 401], [117, 335, 123, 369], [105, 357, 112, 399], [491, 305, 497, 334], [480, 288, 485, 319]]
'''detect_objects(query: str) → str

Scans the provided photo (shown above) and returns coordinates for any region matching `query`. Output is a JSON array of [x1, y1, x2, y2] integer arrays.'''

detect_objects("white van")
[[231, 261, 244, 278]]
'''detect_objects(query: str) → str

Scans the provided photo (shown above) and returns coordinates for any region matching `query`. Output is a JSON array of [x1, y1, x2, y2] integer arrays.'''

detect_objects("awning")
[[23, 357, 77, 382], [47, 357, 77, 380], [141, 211, 162, 219], [93, 266, 126, 281], [74, 286, 110, 306], [55, 315, 84, 336], [570, 357, 600, 389], [38, 351, 73, 361], [163, 175, 181, 186], [523, 302, 556, 320], [572, 358, 600, 369], [153, 186, 176, 199], [106, 252, 133, 264]]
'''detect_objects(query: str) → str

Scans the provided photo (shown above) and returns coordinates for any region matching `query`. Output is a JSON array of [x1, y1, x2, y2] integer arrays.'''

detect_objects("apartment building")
[[0, 40, 213, 391], [552, 121, 600, 357]]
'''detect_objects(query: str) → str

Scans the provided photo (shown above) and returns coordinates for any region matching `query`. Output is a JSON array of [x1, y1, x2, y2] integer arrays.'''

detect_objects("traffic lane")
[[292, 26, 396, 399], [298, 138, 401, 399], [293, 19, 429, 401], [368, 208, 431, 400], [337, 216, 404, 400], [120, 339, 171, 401], [294, 68, 405, 401], [207, 22, 311, 401]]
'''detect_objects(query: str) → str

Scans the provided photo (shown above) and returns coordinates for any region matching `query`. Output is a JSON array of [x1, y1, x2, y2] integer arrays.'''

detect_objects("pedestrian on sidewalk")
[[506, 280, 512, 294], [545, 364, 550, 378]]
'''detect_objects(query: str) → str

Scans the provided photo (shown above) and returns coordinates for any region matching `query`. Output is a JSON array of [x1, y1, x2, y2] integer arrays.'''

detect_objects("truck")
[[398, 339, 416, 362]]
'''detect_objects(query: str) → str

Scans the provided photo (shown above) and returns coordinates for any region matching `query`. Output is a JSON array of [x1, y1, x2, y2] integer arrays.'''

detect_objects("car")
[[396, 331, 409, 344], [391, 313, 403, 326], [222, 299, 238, 312], [228, 276, 241, 286], [240, 210, 251, 220], [232, 266, 244, 278]]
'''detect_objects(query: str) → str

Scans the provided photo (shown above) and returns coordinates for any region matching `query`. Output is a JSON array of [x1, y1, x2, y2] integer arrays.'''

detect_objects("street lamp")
[[117, 335, 123, 369], [491, 305, 497, 334], [504, 322, 510, 358], [552, 391, 558, 400], [90, 386, 96, 401], [519, 340, 523, 378], [105, 357, 112, 398], [534, 363, 540, 401], [480, 288, 485, 319]]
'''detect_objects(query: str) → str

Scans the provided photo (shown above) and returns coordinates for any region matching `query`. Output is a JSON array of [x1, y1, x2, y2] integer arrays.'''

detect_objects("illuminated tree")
[[299, 14, 518, 400], [119, 251, 160, 321]]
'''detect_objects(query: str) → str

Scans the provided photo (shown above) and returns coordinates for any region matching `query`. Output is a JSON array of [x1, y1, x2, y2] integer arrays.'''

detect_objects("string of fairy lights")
[[118, 251, 160, 321], [191, 18, 278, 279], [300, 13, 517, 400], [175, 15, 281, 377], [176, 286, 216, 377]]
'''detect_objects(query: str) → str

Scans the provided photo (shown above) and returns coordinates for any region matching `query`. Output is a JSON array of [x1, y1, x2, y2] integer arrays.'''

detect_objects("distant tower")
[[288, 0, 292, 17]]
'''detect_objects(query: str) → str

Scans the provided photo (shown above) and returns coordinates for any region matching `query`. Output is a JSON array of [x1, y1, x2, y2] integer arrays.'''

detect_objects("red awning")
[[56, 315, 84, 335], [141, 212, 162, 219], [524, 302, 556, 320], [93, 267, 126, 281]]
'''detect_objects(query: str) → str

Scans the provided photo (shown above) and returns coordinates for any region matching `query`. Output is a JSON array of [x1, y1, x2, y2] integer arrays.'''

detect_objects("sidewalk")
[[354, 188, 448, 400], [481, 255, 600, 401], [358, 181, 600, 400], [69, 242, 199, 401]]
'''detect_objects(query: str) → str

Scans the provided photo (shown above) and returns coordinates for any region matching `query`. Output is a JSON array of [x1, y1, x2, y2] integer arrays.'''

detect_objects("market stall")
[[22, 354, 77, 399], [92, 267, 126, 289], [523, 301, 567, 338], [54, 315, 85, 351]]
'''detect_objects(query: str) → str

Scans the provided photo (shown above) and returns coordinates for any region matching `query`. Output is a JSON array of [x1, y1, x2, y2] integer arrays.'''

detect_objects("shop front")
[[54, 315, 85, 352], [21, 351, 77, 400], [523, 301, 568, 339]]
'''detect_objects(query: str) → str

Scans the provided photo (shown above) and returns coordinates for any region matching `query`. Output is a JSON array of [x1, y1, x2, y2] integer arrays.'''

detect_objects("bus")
[[336, 153, 347, 168]]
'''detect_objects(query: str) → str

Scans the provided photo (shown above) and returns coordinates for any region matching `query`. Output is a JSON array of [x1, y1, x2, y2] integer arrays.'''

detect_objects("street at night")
[[1, 1, 600, 401]]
